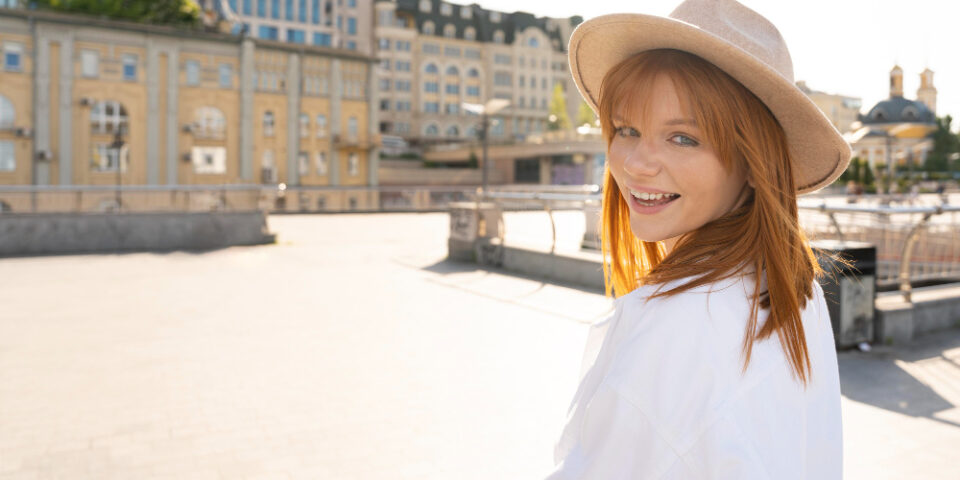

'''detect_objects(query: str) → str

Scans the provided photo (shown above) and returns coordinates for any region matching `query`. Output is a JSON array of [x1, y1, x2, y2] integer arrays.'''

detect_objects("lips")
[[627, 188, 680, 207]]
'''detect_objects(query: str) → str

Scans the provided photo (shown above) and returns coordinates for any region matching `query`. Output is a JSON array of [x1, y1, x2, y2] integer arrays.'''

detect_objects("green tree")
[[576, 100, 595, 127], [924, 115, 960, 172], [863, 161, 876, 190], [32, 0, 200, 27], [547, 83, 570, 131]]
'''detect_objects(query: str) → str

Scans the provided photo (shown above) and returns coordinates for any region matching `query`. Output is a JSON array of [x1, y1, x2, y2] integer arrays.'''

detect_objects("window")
[[446, 125, 459, 137], [312, 0, 320, 23], [91, 142, 129, 172], [396, 60, 411, 71], [490, 11, 501, 22], [261, 149, 276, 183], [257, 0, 266, 16], [527, 37, 539, 48], [185, 60, 201, 86], [467, 68, 479, 78], [422, 43, 440, 54], [219, 64, 233, 88], [0, 141, 14, 172], [493, 30, 504, 44], [464, 27, 476, 41], [395, 80, 411, 91], [440, 2, 452, 15], [271, 0, 280, 18], [445, 84, 459, 94], [298, 151, 309, 176], [193, 107, 226, 139], [347, 0, 356, 7], [3, 43, 22, 72], [313, 32, 332, 46], [348, 153, 359, 176], [422, 21, 435, 35], [258, 25, 279, 40], [465, 49, 480, 59], [81, 50, 99, 78], [379, 58, 391, 70], [379, 99, 390, 111], [395, 100, 411, 111], [444, 103, 459, 114], [396, 40, 411, 51], [299, 113, 310, 137], [424, 63, 438, 74], [287, 28, 306, 43], [347, 17, 357, 35], [466, 86, 480, 96], [345, 41, 356, 50], [379, 78, 391, 91], [460, 6, 472, 18], [530, 75, 535, 87], [541, 98, 547, 109], [443, 24, 455, 38], [89, 100, 129, 135], [424, 82, 438, 93], [243, 0, 252, 15], [445, 65, 459, 76], [285, 0, 293, 20], [518, 96, 524, 108], [425, 124, 438, 135], [0, 95, 13, 129], [541, 77, 547, 90], [423, 102, 439, 113], [494, 72, 511, 86], [315, 151, 327, 175], [347, 116, 358, 138], [263, 110, 275, 136], [444, 46, 460, 57], [379, 38, 390, 50], [192, 146, 227, 174], [315, 114, 327, 137], [298, 0, 306, 22], [419, 0, 431, 12], [494, 54, 510, 65], [519, 56, 524, 67]]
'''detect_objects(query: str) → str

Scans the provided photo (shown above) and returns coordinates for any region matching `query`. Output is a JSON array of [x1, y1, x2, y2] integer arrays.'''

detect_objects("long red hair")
[[597, 49, 822, 386]]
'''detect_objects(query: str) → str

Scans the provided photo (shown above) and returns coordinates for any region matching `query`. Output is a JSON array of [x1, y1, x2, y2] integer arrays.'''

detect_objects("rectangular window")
[[219, 64, 233, 88], [315, 114, 327, 137], [316, 151, 327, 175], [258, 25, 279, 40], [185, 60, 201, 86], [466, 85, 480, 96], [347, 0, 356, 7], [379, 58, 390, 70], [465, 48, 481, 59], [298, 0, 306, 22], [395, 80, 410, 91], [257, 0, 266, 16], [243, 0, 252, 15], [422, 43, 439, 54], [312, 0, 320, 23], [424, 82, 438, 93], [347, 17, 357, 35], [445, 84, 459, 94], [345, 41, 356, 50], [3, 43, 22, 72], [313, 32, 332, 46], [287, 28, 305, 43], [379, 78, 390, 91], [121, 54, 137, 81], [379, 99, 390, 111], [285, 0, 293, 20], [444, 103, 459, 114], [192, 146, 227, 174], [271, 0, 281, 18], [379, 38, 390, 50], [444, 46, 460, 57], [0, 141, 14, 172], [298, 151, 310, 176], [395, 61, 410, 72], [494, 71, 511, 86], [348, 153, 358, 176], [347, 116, 358, 139], [423, 102, 439, 113], [81, 49, 99, 78], [494, 54, 511, 65], [91, 143, 129, 172], [396, 40, 411, 51]]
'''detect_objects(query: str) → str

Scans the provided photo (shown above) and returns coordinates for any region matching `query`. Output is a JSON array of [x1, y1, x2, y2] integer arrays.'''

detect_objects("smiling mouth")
[[628, 189, 680, 207]]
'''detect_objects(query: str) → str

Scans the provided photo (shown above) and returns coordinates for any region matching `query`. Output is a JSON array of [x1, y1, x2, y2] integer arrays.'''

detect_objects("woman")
[[547, 0, 849, 478]]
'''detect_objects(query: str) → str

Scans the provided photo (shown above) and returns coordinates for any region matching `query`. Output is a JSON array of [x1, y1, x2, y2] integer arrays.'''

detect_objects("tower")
[[889, 65, 903, 97], [917, 68, 937, 114]]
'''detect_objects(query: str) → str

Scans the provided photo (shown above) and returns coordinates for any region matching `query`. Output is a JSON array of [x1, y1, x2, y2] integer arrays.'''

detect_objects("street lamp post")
[[462, 99, 509, 198], [111, 125, 126, 211]]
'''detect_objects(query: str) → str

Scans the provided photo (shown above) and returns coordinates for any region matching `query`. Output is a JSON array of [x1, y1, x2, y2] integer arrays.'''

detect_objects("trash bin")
[[811, 240, 877, 349]]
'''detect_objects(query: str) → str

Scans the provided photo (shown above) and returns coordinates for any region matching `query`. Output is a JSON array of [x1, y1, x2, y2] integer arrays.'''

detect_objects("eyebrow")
[[611, 116, 699, 128]]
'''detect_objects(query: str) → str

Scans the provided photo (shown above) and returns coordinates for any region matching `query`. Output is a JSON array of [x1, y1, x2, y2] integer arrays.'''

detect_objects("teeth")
[[630, 189, 677, 202]]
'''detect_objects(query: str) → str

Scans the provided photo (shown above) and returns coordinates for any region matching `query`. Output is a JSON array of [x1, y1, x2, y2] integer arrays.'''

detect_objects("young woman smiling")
[[546, 0, 850, 478]]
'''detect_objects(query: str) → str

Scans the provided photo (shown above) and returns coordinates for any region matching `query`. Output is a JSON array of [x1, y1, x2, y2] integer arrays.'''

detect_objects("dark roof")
[[860, 96, 935, 125], [395, 0, 580, 52]]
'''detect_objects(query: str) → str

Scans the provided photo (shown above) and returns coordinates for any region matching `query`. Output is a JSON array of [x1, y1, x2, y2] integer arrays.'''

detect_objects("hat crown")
[[669, 0, 794, 82]]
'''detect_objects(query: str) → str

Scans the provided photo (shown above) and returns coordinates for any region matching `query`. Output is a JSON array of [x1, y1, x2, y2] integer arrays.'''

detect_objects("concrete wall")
[[0, 211, 275, 256]]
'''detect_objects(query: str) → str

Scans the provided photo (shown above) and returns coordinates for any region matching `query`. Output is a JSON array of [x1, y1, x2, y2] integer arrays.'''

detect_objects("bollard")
[[811, 240, 877, 349], [447, 201, 502, 263]]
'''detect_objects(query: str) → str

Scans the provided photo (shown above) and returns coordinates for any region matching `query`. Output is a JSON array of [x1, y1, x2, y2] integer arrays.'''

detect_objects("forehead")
[[611, 73, 696, 126]]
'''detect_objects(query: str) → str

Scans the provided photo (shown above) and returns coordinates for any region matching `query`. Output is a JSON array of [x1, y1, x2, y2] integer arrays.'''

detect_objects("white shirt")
[[546, 273, 842, 479]]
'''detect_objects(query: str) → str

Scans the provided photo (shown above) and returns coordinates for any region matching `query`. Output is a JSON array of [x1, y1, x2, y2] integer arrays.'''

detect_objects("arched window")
[[445, 65, 459, 76], [424, 63, 439, 74], [467, 67, 479, 78], [299, 113, 310, 138], [443, 24, 456, 38], [872, 110, 886, 122], [90, 100, 129, 135], [902, 106, 919, 121], [0, 95, 13, 129], [464, 27, 476, 41], [446, 125, 459, 137], [422, 20, 435, 35], [425, 124, 439, 136], [263, 110, 275, 136], [493, 30, 504, 44], [527, 37, 539, 48], [191, 107, 225, 140], [418, 0, 431, 12]]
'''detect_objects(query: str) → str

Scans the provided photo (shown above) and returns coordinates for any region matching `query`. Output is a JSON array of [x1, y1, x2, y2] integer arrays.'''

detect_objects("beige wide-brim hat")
[[568, 0, 852, 194]]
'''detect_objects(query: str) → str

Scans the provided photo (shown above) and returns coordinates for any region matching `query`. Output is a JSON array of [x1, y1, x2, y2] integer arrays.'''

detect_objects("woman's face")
[[608, 73, 749, 253]]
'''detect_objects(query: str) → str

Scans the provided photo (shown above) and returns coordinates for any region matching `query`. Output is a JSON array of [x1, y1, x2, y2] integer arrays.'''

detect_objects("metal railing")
[[0, 184, 264, 213]]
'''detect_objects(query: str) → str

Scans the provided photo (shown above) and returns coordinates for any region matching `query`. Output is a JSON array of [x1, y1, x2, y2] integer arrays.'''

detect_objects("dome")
[[860, 96, 934, 124]]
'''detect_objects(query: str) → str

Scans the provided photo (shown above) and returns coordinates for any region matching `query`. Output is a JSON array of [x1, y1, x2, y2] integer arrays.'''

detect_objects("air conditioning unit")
[[14, 127, 32, 137], [79, 97, 94, 106], [332, 133, 341, 144], [182, 124, 194, 133], [35, 150, 51, 161], [182, 152, 192, 163]]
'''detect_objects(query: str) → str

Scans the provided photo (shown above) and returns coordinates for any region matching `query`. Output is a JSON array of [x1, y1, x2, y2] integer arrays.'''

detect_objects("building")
[[796, 80, 861, 133], [218, 0, 374, 54], [373, 0, 584, 146], [844, 65, 937, 170], [0, 7, 379, 210]]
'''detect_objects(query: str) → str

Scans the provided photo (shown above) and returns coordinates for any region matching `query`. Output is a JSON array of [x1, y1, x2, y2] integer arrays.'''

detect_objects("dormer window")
[[440, 3, 452, 15], [460, 6, 472, 19], [422, 20, 435, 35], [443, 24, 456, 38], [493, 30, 504, 44], [527, 37, 539, 48], [872, 110, 886, 121], [419, 0, 431, 13], [490, 11, 501, 23]]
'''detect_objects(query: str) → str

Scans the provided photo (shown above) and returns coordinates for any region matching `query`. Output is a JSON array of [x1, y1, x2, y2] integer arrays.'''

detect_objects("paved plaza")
[[1, 212, 959, 479]]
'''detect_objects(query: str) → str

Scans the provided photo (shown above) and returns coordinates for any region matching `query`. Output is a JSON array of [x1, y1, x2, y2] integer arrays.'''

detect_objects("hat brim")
[[568, 13, 852, 194]]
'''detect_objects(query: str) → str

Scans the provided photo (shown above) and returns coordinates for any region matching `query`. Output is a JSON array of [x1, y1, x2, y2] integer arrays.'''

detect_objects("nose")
[[622, 138, 662, 177]]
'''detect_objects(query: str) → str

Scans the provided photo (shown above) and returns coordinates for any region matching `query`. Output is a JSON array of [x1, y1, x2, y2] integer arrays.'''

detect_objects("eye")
[[670, 134, 699, 147], [614, 126, 640, 138]]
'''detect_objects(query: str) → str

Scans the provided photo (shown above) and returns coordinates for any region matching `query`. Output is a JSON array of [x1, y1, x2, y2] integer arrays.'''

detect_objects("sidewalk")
[[0, 212, 957, 479]]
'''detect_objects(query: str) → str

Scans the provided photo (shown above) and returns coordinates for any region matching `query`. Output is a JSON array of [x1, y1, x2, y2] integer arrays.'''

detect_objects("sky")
[[474, 0, 960, 130]]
